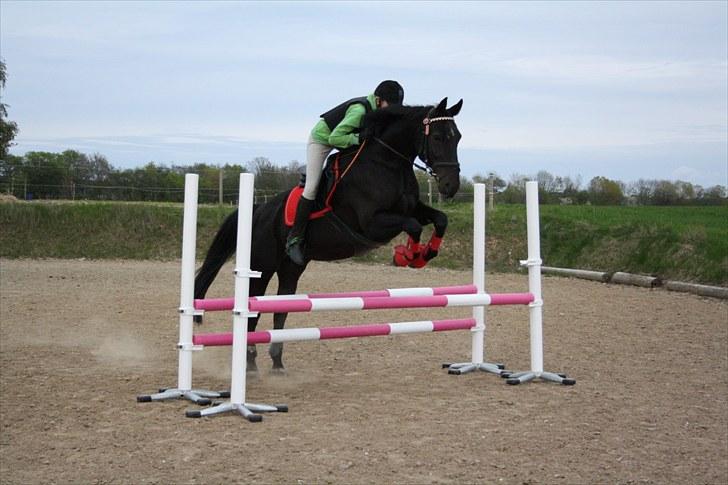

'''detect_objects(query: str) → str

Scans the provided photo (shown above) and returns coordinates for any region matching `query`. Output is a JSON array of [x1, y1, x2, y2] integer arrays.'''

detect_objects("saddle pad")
[[284, 186, 332, 227]]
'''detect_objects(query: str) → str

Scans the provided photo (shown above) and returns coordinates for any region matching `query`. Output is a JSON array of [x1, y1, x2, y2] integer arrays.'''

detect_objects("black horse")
[[194, 97, 464, 372]]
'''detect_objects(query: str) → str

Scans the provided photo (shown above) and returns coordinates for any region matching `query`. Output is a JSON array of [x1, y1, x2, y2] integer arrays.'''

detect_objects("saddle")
[[284, 145, 360, 227]]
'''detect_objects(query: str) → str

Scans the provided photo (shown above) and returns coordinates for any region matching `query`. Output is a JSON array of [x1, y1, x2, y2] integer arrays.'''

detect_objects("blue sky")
[[1, 1, 727, 187]]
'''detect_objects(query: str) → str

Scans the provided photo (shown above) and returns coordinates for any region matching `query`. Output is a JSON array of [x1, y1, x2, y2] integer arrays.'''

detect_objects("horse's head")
[[420, 98, 463, 199]]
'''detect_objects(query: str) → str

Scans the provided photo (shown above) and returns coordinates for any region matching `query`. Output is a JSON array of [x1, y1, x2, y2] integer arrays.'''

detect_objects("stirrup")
[[286, 235, 303, 251], [286, 239, 307, 265]]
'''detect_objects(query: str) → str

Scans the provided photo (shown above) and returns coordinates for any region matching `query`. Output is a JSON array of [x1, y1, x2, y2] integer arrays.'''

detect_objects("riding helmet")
[[374, 80, 404, 106]]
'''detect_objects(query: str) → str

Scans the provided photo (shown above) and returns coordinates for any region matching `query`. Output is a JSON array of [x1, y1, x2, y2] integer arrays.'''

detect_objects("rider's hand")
[[358, 125, 374, 143]]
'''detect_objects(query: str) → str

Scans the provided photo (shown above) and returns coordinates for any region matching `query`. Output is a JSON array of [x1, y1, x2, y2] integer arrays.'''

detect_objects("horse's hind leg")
[[270, 259, 307, 373], [247, 271, 274, 374]]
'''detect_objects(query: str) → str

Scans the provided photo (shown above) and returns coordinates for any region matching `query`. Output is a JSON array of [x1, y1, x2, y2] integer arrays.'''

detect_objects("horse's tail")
[[194, 209, 239, 300]]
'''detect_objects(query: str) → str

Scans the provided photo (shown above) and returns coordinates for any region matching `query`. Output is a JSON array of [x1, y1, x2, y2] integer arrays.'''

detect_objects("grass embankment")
[[0, 201, 232, 260], [355, 204, 727, 285], [1, 201, 726, 285]]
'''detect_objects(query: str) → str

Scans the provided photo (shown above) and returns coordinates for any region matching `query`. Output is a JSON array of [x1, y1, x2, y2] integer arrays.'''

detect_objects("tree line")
[[476, 171, 726, 206], [0, 151, 305, 203], [0, 149, 725, 206]]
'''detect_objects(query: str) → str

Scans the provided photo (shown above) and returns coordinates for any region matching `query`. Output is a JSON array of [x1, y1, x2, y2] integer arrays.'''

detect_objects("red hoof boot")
[[393, 245, 412, 267], [408, 253, 427, 268]]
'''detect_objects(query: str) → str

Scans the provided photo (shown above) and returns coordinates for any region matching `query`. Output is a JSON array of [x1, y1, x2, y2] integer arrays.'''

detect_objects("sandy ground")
[[1, 258, 726, 484]]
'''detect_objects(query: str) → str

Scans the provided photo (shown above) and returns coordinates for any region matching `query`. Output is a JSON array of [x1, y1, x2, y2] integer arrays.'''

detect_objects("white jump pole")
[[446, 183, 506, 376], [178, 173, 199, 391], [137, 173, 229, 404], [187, 173, 287, 420], [526, 181, 544, 374], [472, 183, 485, 364], [505, 181, 575, 385]]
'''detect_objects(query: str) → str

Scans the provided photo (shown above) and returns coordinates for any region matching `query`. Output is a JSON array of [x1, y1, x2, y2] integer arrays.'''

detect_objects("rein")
[[339, 140, 367, 180], [373, 137, 433, 175]]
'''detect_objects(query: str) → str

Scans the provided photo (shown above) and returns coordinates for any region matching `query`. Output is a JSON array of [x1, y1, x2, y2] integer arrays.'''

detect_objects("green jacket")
[[311, 93, 377, 149]]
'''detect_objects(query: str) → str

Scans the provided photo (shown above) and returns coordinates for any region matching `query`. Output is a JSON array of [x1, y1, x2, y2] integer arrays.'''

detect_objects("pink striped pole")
[[245, 292, 533, 314], [195, 292, 532, 314], [194, 318, 476, 347], [194, 284, 478, 312]]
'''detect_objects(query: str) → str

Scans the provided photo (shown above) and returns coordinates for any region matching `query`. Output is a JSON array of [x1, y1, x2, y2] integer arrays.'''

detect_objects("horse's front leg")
[[413, 201, 448, 263], [362, 212, 424, 266]]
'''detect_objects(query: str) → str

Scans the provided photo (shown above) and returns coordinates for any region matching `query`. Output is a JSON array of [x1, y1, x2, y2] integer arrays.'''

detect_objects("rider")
[[285, 80, 405, 265]]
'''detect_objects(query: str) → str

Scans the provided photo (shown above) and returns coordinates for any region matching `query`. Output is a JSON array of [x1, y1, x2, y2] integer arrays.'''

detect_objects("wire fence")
[[0, 181, 476, 205]]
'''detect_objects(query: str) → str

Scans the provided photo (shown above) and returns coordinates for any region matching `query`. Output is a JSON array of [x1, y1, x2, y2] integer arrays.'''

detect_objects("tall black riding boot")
[[286, 196, 315, 265]]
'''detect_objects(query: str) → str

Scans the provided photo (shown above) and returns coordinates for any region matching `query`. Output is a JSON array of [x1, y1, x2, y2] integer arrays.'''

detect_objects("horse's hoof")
[[269, 367, 287, 376]]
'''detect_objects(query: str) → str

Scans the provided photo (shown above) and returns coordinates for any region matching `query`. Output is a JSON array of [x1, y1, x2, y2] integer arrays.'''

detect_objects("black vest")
[[320, 96, 372, 131]]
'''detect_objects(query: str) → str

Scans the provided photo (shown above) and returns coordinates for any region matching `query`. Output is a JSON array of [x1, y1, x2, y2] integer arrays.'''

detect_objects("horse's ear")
[[436, 97, 448, 112], [447, 99, 463, 117]]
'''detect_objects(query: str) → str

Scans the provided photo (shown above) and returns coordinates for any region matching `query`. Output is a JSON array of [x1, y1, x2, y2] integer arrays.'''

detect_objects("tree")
[[472, 172, 506, 191], [702, 185, 727, 205], [536, 170, 558, 193], [652, 180, 679, 205], [246, 157, 303, 200], [87, 153, 113, 182], [629, 179, 655, 205], [587, 176, 624, 205], [535, 170, 561, 203], [498, 173, 529, 204], [0, 59, 19, 159], [674, 180, 695, 202], [24, 151, 68, 198]]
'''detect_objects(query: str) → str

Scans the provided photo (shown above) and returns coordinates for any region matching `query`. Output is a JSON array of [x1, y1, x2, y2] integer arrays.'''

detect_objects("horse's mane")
[[361, 104, 433, 132]]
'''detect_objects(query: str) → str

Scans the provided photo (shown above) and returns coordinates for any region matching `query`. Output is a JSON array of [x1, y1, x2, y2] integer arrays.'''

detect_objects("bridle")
[[374, 108, 459, 178]]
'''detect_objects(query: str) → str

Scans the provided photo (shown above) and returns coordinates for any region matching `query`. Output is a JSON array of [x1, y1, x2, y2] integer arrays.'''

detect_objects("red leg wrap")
[[422, 234, 443, 262]]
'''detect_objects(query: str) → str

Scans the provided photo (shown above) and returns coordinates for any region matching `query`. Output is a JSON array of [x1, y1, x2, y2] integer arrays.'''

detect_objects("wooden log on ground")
[[610, 272, 662, 288], [664, 281, 728, 299], [541, 266, 611, 282]]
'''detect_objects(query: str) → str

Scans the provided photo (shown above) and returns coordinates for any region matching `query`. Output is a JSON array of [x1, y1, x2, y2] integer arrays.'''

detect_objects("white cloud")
[[498, 56, 727, 90], [671, 166, 702, 182]]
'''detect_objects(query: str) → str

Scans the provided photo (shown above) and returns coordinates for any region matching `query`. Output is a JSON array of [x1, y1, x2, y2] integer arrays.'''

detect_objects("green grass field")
[[0, 201, 233, 261], [1, 200, 726, 285]]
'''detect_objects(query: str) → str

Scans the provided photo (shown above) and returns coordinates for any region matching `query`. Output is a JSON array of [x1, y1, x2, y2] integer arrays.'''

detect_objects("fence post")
[[219, 167, 224, 205]]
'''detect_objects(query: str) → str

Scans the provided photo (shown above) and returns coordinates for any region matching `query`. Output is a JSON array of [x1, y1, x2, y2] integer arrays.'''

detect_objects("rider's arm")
[[327, 104, 366, 149]]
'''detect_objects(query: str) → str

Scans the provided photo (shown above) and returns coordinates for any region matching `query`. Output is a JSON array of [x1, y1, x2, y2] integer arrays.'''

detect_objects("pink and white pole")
[[504, 181, 575, 385], [137, 174, 229, 405], [194, 318, 477, 347], [194, 284, 479, 312], [186, 173, 287, 421], [445, 183, 508, 376]]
